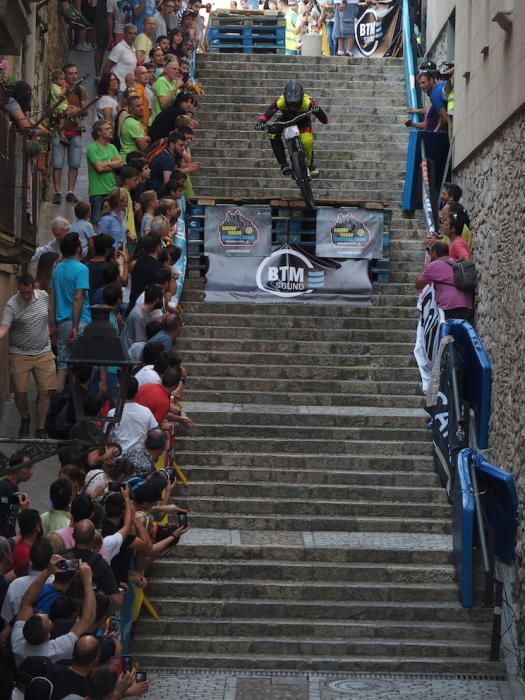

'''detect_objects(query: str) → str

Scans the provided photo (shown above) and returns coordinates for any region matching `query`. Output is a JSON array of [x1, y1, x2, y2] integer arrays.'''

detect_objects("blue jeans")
[[90, 194, 108, 225], [326, 20, 335, 56], [51, 134, 82, 170], [56, 320, 87, 370]]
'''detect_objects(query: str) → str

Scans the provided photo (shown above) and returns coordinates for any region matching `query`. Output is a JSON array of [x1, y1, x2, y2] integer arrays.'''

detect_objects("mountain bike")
[[263, 110, 316, 210]]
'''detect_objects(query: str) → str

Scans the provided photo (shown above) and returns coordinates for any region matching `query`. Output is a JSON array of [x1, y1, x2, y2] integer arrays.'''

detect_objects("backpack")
[[446, 259, 477, 291], [144, 138, 168, 166]]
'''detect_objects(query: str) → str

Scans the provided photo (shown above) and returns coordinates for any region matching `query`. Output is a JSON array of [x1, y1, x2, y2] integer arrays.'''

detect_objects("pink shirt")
[[449, 236, 470, 261], [417, 258, 473, 310], [55, 526, 75, 549]]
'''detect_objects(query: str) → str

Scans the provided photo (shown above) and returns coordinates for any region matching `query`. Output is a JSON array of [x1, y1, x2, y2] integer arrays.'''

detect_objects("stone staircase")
[[131, 53, 503, 675]]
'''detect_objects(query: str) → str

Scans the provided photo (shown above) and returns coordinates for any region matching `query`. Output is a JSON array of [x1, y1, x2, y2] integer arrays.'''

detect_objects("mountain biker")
[[255, 80, 328, 178]]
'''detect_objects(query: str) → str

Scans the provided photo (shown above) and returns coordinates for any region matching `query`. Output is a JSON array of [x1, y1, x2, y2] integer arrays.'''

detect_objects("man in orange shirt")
[[133, 65, 151, 129]]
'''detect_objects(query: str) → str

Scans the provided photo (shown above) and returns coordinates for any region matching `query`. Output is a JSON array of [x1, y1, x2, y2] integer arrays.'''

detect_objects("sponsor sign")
[[204, 204, 271, 257], [354, 0, 401, 58], [316, 207, 384, 259], [205, 244, 372, 305], [413, 284, 445, 394]]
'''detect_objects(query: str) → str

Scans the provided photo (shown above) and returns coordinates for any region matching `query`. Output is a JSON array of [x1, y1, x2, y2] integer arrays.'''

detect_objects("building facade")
[[425, 0, 525, 643]]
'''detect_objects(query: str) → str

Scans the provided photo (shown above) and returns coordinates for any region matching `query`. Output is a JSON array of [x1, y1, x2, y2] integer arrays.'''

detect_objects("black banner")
[[354, 0, 401, 57]]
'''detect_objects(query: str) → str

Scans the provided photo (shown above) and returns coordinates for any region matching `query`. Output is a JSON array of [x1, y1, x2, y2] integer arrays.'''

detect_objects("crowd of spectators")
[[0, 5, 209, 694]]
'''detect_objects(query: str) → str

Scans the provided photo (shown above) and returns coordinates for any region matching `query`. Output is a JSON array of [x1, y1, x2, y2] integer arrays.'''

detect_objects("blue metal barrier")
[[453, 449, 475, 608], [440, 320, 492, 449]]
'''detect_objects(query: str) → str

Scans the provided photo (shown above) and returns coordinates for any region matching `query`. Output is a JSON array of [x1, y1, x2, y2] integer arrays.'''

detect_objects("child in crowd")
[[119, 165, 140, 244], [50, 69, 69, 144], [140, 190, 159, 238], [69, 201, 96, 259], [97, 188, 127, 249], [156, 198, 180, 238]]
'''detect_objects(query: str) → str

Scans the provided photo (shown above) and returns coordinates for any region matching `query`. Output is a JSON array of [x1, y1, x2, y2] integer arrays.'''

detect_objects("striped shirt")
[[1, 290, 51, 355]]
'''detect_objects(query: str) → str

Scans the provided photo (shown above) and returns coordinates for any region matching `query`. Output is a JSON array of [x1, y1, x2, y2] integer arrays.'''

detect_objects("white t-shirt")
[[11, 620, 78, 665], [102, 531, 124, 563], [1, 571, 42, 622], [154, 12, 167, 40], [96, 95, 119, 121], [108, 40, 138, 91], [107, 401, 158, 452], [134, 365, 162, 387], [107, 0, 133, 34], [135, 289, 163, 319]]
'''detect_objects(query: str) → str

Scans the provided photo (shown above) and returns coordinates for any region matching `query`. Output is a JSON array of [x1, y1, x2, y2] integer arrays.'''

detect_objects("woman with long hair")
[[35, 252, 59, 293], [96, 72, 120, 122]]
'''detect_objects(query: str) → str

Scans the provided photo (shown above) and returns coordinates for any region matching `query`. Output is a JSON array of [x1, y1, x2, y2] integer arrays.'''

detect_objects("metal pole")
[[489, 579, 503, 661]]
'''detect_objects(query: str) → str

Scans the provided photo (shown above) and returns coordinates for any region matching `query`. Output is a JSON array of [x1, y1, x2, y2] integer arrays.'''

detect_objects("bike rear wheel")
[[291, 149, 316, 210]]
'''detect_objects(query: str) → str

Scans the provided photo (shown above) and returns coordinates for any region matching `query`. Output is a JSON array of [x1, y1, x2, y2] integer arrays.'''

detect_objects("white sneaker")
[[75, 42, 93, 52]]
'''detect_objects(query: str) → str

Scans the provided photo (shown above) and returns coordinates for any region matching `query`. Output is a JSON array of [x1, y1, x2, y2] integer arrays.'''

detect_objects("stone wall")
[[426, 22, 448, 67], [455, 105, 525, 636]]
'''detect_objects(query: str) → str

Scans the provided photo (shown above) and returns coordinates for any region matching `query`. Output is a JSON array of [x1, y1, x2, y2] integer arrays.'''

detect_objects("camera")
[[122, 655, 133, 673], [57, 559, 80, 572], [108, 481, 123, 492], [439, 61, 454, 80], [108, 616, 120, 634], [136, 671, 148, 682], [177, 512, 188, 528], [0, 494, 23, 506]]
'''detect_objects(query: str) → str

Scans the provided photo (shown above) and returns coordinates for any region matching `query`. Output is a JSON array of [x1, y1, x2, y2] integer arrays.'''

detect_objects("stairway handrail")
[[401, 0, 420, 119]]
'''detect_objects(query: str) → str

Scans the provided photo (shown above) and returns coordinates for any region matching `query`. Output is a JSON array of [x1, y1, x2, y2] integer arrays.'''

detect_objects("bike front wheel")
[[291, 149, 316, 210]]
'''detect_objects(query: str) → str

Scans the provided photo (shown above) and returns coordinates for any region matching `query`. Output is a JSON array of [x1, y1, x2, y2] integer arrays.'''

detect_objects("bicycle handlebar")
[[264, 110, 314, 129]]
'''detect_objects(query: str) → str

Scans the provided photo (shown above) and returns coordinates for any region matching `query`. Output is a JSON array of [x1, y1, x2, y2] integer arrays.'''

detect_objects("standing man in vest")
[[281, 0, 300, 55]]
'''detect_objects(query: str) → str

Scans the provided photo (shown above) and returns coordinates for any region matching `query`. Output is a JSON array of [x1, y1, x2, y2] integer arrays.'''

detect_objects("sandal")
[[337, 50, 345, 56]]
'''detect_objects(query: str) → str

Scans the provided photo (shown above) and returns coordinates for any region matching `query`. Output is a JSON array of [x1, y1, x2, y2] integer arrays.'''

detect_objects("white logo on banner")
[[256, 248, 317, 298], [355, 9, 383, 57]]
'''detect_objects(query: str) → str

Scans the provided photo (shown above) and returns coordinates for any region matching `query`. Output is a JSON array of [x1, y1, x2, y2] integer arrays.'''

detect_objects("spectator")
[[41, 478, 73, 536], [97, 189, 127, 249], [333, 0, 358, 55], [104, 24, 138, 94], [148, 90, 195, 142], [131, 0, 158, 32], [49, 634, 101, 700], [118, 95, 150, 159], [134, 341, 165, 385], [87, 120, 123, 226], [120, 165, 142, 240], [55, 494, 95, 550], [51, 63, 87, 205], [25, 676, 54, 700], [96, 73, 120, 122], [70, 201, 96, 259], [0, 447, 34, 538], [122, 284, 164, 351], [87, 234, 116, 302], [139, 190, 159, 236], [128, 232, 163, 309], [440, 202, 471, 261], [416, 241, 474, 323], [133, 65, 151, 127], [128, 319, 162, 361], [149, 131, 186, 194], [407, 67, 448, 133], [154, 0, 176, 39], [35, 252, 60, 295], [135, 16, 156, 63], [0, 537, 12, 612], [31, 216, 70, 262], [9, 655, 54, 700], [149, 313, 182, 351], [1, 538, 52, 624], [12, 509, 42, 575], [85, 665, 134, 700], [107, 0, 133, 44], [126, 428, 167, 478], [0, 274, 57, 438], [11, 555, 96, 665], [150, 59, 183, 124], [34, 553, 81, 613], [65, 521, 123, 608], [95, 0, 110, 79], [441, 182, 472, 236], [3, 79, 48, 136], [136, 365, 182, 423], [107, 377, 158, 453], [49, 233, 92, 391]]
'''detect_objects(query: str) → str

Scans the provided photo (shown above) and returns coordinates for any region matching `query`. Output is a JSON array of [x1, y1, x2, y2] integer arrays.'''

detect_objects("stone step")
[[193, 162, 406, 180], [200, 88, 405, 101], [197, 104, 404, 117], [198, 67, 404, 79], [146, 557, 455, 583], [193, 137, 408, 151], [193, 148, 408, 164], [181, 350, 418, 369], [180, 292, 418, 306], [181, 452, 433, 471], [182, 390, 424, 408], [178, 337, 416, 355], [133, 617, 490, 645], [189, 185, 403, 200], [177, 481, 445, 505], [142, 596, 488, 624], [187, 423, 429, 440], [133, 650, 503, 675], [182, 325, 415, 342], [184, 313, 417, 331], [197, 53, 404, 65], [173, 511, 449, 533], [185, 363, 419, 381], [180, 302, 419, 318], [184, 466, 440, 487]]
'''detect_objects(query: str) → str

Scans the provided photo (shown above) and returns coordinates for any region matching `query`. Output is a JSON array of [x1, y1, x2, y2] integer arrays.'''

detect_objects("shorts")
[[90, 194, 108, 224], [56, 320, 87, 370], [51, 134, 82, 170], [333, 2, 358, 39], [95, 21, 110, 50], [81, 0, 97, 23], [9, 351, 57, 393]]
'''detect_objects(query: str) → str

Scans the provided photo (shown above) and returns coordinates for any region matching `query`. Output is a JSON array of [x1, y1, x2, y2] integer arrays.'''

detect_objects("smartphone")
[[108, 481, 122, 492], [177, 512, 188, 528], [108, 617, 120, 634], [136, 671, 147, 682], [57, 559, 80, 572], [122, 655, 133, 672]]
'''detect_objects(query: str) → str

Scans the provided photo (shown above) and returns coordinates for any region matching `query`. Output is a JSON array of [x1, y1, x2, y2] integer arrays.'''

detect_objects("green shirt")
[[150, 76, 179, 124], [119, 116, 146, 160], [87, 141, 120, 196]]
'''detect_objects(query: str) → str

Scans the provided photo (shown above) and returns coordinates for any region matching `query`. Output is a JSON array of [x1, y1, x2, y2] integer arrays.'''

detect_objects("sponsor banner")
[[204, 204, 272, 257], [172, 216, 187, 305], [354, 0, 401, 58], [205, 244, 371, 304], [316, 207, 384, 259], [413, 284, 445, 394]]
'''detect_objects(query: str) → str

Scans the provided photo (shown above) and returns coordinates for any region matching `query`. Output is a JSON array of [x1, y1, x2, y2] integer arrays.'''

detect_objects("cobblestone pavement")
[[143, 669, 523, 699]]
